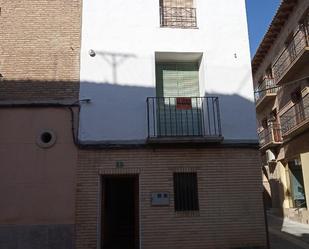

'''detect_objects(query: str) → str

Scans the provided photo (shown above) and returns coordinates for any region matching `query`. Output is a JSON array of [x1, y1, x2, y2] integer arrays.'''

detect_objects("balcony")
[[258, 123, 282, 151], [146, 97, 223, 143], [272, 19, 309, 84], [255, 78, 279, 112], [160, 7, 197, 29], [280, 91, 309, 138]]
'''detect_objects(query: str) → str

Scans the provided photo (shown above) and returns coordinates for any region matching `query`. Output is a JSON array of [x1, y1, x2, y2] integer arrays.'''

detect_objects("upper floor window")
[[291, 87, 302, 104], [261, 117, 268, 130], [265, 66, 273, 79], [160, 0, 197, 29]]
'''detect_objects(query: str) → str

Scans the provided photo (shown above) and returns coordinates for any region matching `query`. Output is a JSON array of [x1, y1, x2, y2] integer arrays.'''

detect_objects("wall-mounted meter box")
[[151, 192, 170, 206]]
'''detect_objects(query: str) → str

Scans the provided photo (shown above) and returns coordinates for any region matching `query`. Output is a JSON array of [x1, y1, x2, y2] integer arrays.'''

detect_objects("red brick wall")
[[76, 147, 268, 249], [0, 0, 81, 100]]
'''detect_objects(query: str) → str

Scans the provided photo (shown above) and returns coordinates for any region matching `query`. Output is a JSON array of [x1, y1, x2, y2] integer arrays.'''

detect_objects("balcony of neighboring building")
[[159, 0, 197, 29], [147, 96, 223, 143], [280, 87, 309, 139], [255, 78, 279, 112], [258, 123, 282, 151], [272, 15, 309, 85]]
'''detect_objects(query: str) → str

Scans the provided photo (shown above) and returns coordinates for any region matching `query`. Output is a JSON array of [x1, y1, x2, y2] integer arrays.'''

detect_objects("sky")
[[246, 0, 281, 57]]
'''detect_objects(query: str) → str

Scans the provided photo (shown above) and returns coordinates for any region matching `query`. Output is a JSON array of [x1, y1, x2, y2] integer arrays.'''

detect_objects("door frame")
[[98, 174, 140, 249], [288, 159, 307, 208]]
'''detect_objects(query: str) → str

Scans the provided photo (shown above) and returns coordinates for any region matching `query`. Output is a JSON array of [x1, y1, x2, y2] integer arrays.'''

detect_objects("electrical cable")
[[254, 75, 309, 94]]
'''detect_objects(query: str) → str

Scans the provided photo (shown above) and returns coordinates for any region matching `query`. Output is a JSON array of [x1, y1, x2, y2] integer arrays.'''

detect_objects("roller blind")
[[156, 63, 199, 97]]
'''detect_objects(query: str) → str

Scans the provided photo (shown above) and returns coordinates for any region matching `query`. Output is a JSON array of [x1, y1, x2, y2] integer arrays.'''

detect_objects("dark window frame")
[[173, 172, 199, 212]]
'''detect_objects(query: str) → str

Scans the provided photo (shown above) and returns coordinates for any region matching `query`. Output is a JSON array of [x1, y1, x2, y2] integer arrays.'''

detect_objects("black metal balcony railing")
[[160, 7, 197, 28], [280, 93, 309, 135], [147, 97, 221, 138], [254, 78, 279, 103], [258, 123, 282, 148], [272, 19, 309, 82]]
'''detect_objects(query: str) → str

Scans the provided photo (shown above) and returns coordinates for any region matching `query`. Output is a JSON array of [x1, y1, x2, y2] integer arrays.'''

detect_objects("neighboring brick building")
[[252, 0, 309, 223], [0, 0, 81, 100], [0, 1, 81, 248]]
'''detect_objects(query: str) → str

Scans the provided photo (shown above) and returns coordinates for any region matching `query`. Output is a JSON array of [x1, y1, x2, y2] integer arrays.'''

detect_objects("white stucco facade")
[[79, 0, 257, 142]]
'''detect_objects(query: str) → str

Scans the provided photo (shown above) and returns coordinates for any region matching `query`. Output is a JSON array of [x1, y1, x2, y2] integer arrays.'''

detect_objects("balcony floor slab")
[[147, 136, 224, 144]]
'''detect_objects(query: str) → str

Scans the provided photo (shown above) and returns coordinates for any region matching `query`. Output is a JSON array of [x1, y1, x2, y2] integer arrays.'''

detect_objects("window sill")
[[160, 25, 199, 30], [175, 211, 200, 217]]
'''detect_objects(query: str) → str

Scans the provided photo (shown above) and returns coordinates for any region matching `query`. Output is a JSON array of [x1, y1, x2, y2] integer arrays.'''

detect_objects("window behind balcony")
[[160, 0, 197, 28], [155, 62, 201, 136], [156, 62, 199, 97]]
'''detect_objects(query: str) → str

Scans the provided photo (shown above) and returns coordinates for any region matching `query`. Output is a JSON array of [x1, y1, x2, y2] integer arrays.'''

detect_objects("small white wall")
[[79, 0, 257, 142]]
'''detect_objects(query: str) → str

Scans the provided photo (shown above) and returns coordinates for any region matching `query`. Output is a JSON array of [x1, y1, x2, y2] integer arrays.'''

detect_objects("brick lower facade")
[[76, 147, 268, 249]]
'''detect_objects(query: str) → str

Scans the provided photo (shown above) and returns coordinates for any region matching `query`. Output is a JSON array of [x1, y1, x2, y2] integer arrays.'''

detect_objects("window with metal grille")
[[173, 172, 199, 211], [159, 0, 197, 29]]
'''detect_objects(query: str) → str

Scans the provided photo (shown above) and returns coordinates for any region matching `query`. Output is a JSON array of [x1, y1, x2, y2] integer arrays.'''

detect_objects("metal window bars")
[[280, 92, 309, 135], [254, 78, 279, 103], [160, 7, 197, 28], [258, 123, 282, 147], [272, 17, 309, 82]]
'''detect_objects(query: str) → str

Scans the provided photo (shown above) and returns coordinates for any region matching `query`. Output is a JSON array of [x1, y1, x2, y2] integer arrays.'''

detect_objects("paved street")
[[270, 233, 309, 249], [268, 214, 309, 249]]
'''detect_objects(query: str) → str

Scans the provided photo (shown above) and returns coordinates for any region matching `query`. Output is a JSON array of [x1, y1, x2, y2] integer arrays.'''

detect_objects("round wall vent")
[[36, 130, 57, 148]]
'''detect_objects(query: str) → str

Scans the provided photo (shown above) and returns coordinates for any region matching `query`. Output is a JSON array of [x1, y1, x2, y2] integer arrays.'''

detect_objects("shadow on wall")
[[213, 93, 258, 141], [80, 81, 258, 142], [0, 79, 258, 142], [79, 82, 155, 141], [262, 166, 272, 210], [90, 50, 138, 84]]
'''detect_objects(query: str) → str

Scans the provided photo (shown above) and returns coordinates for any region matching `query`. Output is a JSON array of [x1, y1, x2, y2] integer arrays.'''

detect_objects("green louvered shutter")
[[156, 63, 199, 97], [156, 63, 202, 136]]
